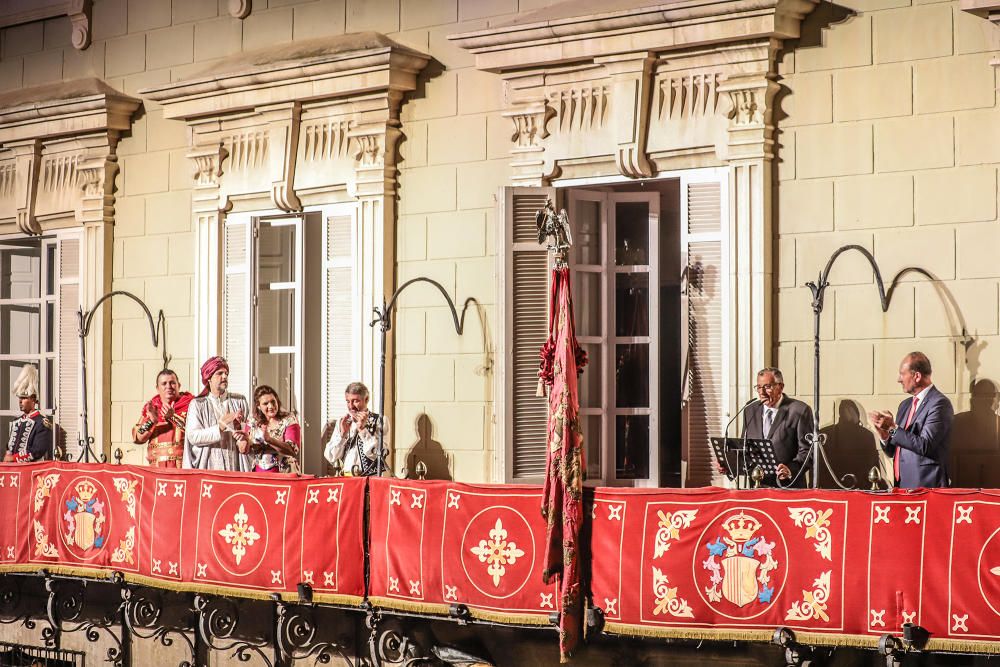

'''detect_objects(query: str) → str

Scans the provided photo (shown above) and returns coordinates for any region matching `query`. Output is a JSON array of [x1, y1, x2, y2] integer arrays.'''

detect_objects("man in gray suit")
[[869, 352, 952, 488], [741, 367, 814, 488]]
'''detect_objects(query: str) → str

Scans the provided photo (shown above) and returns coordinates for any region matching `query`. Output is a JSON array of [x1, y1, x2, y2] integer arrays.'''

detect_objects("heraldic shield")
[[65, 478, 106, 552], [699, 509, 782, 616]]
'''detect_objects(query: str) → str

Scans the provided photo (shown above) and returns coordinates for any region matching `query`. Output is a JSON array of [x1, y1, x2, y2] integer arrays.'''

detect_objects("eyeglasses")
[[755, 383, 782, 391]]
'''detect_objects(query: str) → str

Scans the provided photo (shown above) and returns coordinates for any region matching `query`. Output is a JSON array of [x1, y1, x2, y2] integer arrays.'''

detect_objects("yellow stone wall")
[[776, 4, 1000, 485], [0, 0, 552, 481]]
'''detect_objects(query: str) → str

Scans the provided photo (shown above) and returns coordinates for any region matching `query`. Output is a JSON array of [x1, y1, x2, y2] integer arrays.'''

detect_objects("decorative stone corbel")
[[68, 0, 92, 50], [501, 100, 555, 186], [350, 119, 403, 198], [263, 103, 303, 212], [718, 75, 780, 161], [11, 140, 42, 235], [187, 141, 229, 212], [597, 53, 656, 179], [76, 151, 118, 226], [228, 0, 251, 19]]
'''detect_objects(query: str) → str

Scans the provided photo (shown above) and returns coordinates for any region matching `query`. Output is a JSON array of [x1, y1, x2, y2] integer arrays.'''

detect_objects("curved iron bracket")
[[74, 290, 169, 463], [367, 277, 476, 478], [802, 245, 965, 490], [193, 594, 274, 666], [42, 571, 123, 665], [121, 585, 195, 667]]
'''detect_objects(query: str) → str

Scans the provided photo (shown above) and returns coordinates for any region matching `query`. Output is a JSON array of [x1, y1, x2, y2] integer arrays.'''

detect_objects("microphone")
[[724, 397, 759, 438]]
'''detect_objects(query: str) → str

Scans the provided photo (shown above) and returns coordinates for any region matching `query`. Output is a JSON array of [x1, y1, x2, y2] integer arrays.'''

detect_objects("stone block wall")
[[776, 3, 1000, 486], [0, 0, 554, 480]]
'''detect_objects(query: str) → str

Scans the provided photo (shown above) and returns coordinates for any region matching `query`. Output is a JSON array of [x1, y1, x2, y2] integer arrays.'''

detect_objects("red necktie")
[[893, 397, 919, 483]]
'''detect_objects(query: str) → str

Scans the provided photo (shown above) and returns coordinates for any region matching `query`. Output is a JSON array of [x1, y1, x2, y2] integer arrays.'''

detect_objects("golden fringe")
[[312, 592, 365, 607], [367, 596, 451, 615], [604, 625, 1000, 654], [467, 607, 551, 626], [0, 565, 364, 605], [926, 639, 1000, 654], [366, 597, 550, 625]]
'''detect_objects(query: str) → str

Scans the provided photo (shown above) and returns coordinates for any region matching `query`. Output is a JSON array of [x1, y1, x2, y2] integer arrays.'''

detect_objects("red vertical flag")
[[539, 266, 587, 661]]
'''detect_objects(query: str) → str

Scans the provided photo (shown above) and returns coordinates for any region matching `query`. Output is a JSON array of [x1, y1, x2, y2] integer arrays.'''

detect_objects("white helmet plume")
[[12, 364, 39, 399]]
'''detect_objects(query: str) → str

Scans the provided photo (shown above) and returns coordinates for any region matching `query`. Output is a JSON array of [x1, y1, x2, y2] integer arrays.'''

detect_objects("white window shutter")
[[56, 236, 80, 459], [223, 219, 253, 398], [681, 178, 725, 487], [501, 186, 554, 482], [324, 212, 355, 423]]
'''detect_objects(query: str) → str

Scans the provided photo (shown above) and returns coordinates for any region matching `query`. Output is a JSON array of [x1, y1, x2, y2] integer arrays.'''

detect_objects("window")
[[502, 170, 726, 487], [0, 235, 80, 457], [222, 206, 358, 473]]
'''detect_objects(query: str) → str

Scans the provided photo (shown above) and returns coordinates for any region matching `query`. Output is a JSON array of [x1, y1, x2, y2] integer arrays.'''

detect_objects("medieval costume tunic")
[[183, 392, 253, 472], [6, 409, 52, 462], [250, 415, 300, 474], [133, 392, 194, 468], [323, 412, 387, 476]]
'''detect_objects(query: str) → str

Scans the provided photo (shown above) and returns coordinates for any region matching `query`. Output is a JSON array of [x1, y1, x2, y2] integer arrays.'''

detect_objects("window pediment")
[[141, 33, 431, 211], [0, 78, 140, 235], [449, 0, 817, 72], [450, 0, 813, 182]]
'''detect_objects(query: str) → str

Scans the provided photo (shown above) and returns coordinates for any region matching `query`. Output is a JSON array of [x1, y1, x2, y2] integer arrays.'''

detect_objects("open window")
[[500, 170, 726, 487], [221, 206, 358, 474]]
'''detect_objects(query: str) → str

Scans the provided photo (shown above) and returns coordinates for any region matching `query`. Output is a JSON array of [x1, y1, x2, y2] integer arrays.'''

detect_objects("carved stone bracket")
[[0, 0, 92, 51], [228, 0, 252, 19], [501, 100, 555, 185], [718, 74, 780, 161], [9, 140, 42, 235], [598, 53, 656, 179], [68, 0, 92, 50]]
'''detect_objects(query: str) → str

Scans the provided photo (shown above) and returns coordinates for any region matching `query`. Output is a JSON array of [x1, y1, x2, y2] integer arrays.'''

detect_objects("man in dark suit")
[[869, 352, 952, 488], [741, 367, 814, 488]]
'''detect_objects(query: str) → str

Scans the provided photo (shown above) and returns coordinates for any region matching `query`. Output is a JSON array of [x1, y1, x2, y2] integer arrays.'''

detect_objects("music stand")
[[711, 437, 779, 488]]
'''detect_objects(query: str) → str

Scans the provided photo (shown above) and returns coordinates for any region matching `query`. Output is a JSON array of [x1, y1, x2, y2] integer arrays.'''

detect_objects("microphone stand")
[[722, 398, 757, 489]]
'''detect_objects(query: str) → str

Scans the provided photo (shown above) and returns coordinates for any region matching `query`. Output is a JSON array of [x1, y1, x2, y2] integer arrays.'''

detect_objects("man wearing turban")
[[183, 356, 252, 471]]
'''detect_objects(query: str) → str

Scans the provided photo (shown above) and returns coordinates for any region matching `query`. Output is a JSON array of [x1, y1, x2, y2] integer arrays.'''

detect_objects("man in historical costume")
[[322, 382, 388, 476], [183, 356, 252, 472], [869, 351, 953, 489], [132, 369, 194, 468], [724, 367, 813, 488], [4, 365, 52, 462]]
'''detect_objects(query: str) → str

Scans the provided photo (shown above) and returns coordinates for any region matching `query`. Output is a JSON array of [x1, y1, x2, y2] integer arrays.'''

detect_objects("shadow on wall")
[[950, 379, 1000, 489], [403, 413, 453, 481], [818, 399, 881, 489]]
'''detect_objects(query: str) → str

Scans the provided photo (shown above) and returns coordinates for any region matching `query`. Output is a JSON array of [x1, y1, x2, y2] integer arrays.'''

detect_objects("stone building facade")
[[0, 0, 996, 491]]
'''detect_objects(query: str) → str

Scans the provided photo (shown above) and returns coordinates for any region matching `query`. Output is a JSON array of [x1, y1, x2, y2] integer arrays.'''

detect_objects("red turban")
[[198, 356, 229, 397]]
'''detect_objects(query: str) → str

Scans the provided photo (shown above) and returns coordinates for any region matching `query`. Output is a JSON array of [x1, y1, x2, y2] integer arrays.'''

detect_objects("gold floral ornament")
[[469, 518, 526, 587], [33, 473, 60, 512], [785, 570, 831, 622], [651, 566, 693, 617], [33, 520, 58, 558], [788, 507, 833, 560], [653, 509, 697, 558], [113, 478, 138, 519], [217, 504, 261, 566], [111, 526, 136, 565]]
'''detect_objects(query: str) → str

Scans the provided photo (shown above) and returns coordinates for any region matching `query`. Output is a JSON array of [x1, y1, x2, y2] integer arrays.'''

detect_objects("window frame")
[[500, 168, 730, 487], [220, 204, 360, 474]]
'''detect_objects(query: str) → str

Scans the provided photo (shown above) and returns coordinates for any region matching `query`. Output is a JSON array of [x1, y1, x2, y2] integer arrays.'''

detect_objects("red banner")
[[8, 463, 1000, 654], [368, 477, 559, 624], [6, 462, 365, 604], [591, 486, 1000, 652]]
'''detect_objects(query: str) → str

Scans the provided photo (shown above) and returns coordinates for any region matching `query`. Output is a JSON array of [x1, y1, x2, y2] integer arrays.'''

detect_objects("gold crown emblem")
[[74, 480, 98, 502], [721, 512, 761, 542]]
